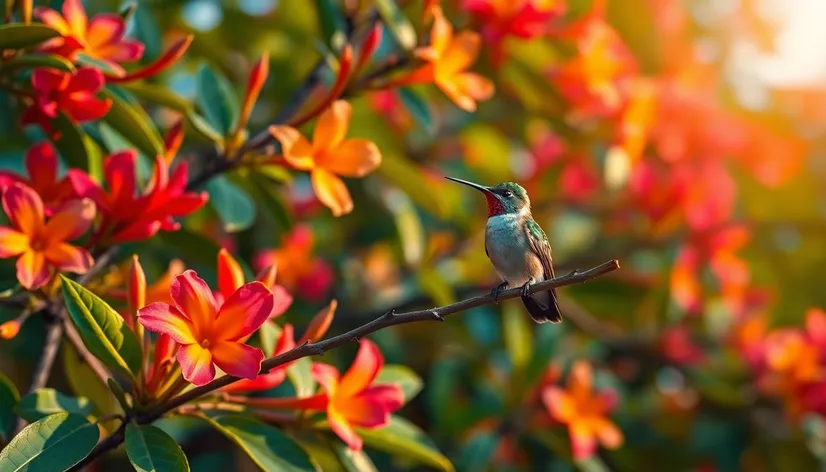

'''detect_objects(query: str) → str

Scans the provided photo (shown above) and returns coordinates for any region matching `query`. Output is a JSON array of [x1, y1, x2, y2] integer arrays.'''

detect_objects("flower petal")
[[43, 242, 92, 273], [3, 183, 45, 236], [214, 281, 275, 341], [541, 386, 576, 423], [210, 341, 264, 380], [313, 100, 352, 151], [569, 360, 593, 400], [62, 0, 87, 38], [217, 248, 245, 301], [43, 198, 96, 243], [311, 169, 353, 216], [178, 343, 215, 386], [222, 368, 287, 393], [342, 394, 391, 428], [428, 6, 453, 56], [63, 94, 111, 123], [319, 139, 381, 177], [359, 385, 404, 412], [269, 126, 315, 170], [593, 418, 623, 450], [329, 406, 363, 451], [86, 14, 125, 48], [32, 68, 68, 93], [570, 422, 597, 460], [107, 35, 193, 83], [312, 362, 340, 394], [339, 340, 383, 398], [16, 250, 49, 290], [0, 227, 29, 257], [170, 270, 218, 335], [25, 142, 58, 188], [137, 302, 197, 344], [34, 7, 69, 34], [269, 285, 293, 319], [439, 30, 481, 75]]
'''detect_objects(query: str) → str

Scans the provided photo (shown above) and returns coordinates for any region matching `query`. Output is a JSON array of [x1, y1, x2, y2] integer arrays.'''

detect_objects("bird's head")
[[445, 177, 530, 217]]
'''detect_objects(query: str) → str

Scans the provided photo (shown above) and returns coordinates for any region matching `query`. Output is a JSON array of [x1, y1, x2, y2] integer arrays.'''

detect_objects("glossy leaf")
[[0, 24, 59, 50], [76, 52, 123, 77], [15, 389, 93, 422], [0, 372, 19, 442], [197, 413, 318, 471], [50, 114, 94, 173], [397, 88, 434, 134], [0, 412, 98, 472], [196, 64, 240, 136], [2, 54, 75, 73], [374, 0, 416, 50], [100, 89, 165, 157], [287, 357, 317, 398], [125, 423, 190, 472], [205, 174, 256, 233], [356, 417, 453, 472], [61, 276, 142, 379], [133, 3, 161, 59], [108, 379, 131, 413], [375, 365, 422, 403], [120, 83, 221, 142]]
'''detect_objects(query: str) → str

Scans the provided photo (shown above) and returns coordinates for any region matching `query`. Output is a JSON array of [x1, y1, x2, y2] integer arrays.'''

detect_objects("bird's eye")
[[503, 190, 513, 198]]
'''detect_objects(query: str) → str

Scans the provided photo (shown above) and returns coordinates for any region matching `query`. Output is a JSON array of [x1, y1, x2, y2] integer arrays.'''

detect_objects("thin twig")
[[14, 316, 63, 433], [64, 319, 113, 386]]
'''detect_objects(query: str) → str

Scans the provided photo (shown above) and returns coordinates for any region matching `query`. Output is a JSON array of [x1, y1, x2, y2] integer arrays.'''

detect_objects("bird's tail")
[[521, 288, 562, 324]]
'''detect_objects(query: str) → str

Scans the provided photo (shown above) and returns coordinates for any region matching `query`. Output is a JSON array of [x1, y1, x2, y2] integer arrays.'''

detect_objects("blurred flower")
[[254, 225, 335, 300], [106, 35, 193, 84], [163, 120, 185, 164], [660, 325, 704, 365], [559, 158, 600, 203], [22, 68, 111, 135], [464, 0, 564, 65], [394, 6, 494, 112], [235, 53, 269, 138], [35, 0, 144, 75], [0, 319, 21, 340], [610, 78, 657, 165], [0, 142, 77, 214], [145, 333, 177, 395], [270, 100, 382, 216], [670, 225, 749, 316], [0, 184, 95, 290], [217, 248, 292, 319], [138, 270, 274, 386], [525, 120, 565, 178], [70, 152, 208, 244], [222, 324, 296, 394], [542, 360, 623, 460], [298, 300, 338, 344], [367, 90, 413, 130], [311, 341, 405, 450], [629, 159, 688, 230]]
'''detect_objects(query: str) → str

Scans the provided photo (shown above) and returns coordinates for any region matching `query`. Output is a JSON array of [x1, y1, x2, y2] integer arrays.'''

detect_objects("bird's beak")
[[445, 176, 493, 195]]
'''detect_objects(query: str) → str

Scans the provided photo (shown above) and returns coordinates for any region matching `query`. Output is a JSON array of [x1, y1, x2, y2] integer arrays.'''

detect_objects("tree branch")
[[14, 314, 63, 433]]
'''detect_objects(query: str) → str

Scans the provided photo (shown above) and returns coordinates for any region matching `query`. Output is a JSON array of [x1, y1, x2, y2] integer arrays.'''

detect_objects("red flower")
[[21, 68, 110, 134], [254, 225, 334, 300], [222, 324, 297, 394], [0, 142, 77, 213], [70, 152, 208, 244]]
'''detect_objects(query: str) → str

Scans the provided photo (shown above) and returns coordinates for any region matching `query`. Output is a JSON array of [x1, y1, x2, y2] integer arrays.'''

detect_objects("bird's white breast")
[[485, 213, 544, 287]]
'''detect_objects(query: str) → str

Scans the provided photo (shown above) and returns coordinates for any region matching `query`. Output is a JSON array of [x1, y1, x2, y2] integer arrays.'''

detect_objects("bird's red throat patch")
[[484, 193, 505, 217]]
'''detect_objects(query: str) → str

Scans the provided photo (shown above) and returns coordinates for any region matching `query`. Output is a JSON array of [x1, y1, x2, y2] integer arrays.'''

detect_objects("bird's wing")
[[526, 219, 554, 280]]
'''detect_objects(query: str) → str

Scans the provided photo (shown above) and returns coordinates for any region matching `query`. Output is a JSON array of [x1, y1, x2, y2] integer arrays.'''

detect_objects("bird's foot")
[[520, 279, 534, 298], [491, 281, 508, 302]]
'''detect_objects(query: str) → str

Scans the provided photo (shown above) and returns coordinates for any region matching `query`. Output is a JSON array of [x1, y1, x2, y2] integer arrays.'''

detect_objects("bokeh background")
[[3, 0, 826, 470]]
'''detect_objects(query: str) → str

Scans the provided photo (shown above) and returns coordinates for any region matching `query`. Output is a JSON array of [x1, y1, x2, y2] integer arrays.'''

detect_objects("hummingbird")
[[446, 177, 562, 323]]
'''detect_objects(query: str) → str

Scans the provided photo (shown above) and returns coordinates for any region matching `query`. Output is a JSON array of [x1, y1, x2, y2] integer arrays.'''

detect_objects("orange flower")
[[396, 6, 494, 112], [35, 0, 144, 75], [311, 341, 404, 450], [217, 248, 292, 319], [254, 225, 334, 299], [542, 361, 623, 460], [0, 183, 95, 290], [138, 270, 275, 386], [270, 100, 381, 216]]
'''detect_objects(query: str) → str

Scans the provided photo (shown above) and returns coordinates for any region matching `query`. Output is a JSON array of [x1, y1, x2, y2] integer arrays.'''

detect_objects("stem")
[[14, 316, 63, 433]]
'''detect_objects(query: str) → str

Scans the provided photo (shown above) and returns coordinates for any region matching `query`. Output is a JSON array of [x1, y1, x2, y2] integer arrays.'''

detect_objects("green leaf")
[[417, 267, 455, 306], [287, 357, 316, 398], [455, 431, 498, 472], [15, 389, 93, 422], [375, 365, 422, 403], [397, 88, 434, 134], [196, 64, 240, 136], [60, 276, 142, 379], [0, 24, 59, 50], [374, 0, 416, 50], [503, 303, 533, 374], [328, 439, 377, 472], [76, 52, 123, 77], [133, 3, 161, 59], [125, 423, 190, 472], [197, 413, 318, 471], [316, 0, 347, 50], [205, 175, 256, 233], [118, 83, 221, 143], [343, 417, 453, 472], [107, 379, 131, 413], [62, 342, 118, 419], [1, 54, 75, 73], [100, 88, 165, 158], [50, 114, 96, 174], [0, 372, 19, 442], [0, 412, 99, 472]]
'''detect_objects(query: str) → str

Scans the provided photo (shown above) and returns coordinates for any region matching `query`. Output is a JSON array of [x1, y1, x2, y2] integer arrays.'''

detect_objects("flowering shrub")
[[0, 0, 822, 471]]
